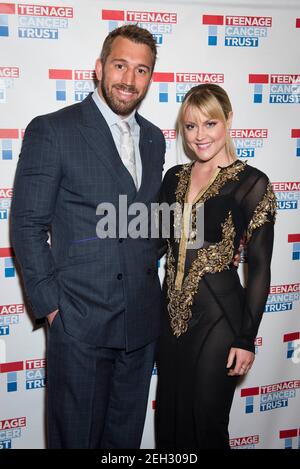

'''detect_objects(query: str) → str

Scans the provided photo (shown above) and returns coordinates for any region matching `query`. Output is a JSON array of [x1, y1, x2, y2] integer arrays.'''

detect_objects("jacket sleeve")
[[10, 116, 62, 319], [156, 166, 173, 259], [231, 174, 277, 353]]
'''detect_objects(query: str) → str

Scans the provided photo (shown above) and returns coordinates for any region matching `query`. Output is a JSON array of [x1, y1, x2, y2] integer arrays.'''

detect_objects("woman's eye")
[[207, 121, 217, 128], [185, 124, 195, 130]]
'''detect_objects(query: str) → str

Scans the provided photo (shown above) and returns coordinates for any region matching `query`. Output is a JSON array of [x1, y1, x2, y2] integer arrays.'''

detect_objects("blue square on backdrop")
[[159, 83, 168, 93], [109, 21, 118, 32], [2, 139, 11, 150], [5, 267, 15, 277], [0, 15, 8, 26], [5, 258, 14, 268], [159, 93, 168, 102], [285, 439, 292, 449], [7, 372, 17, 383], [208, 25, 217, 35], [254, 84, 263, 93], [7, 382, 17, 392], [2, 150, 12, 160], [56, 79, 66, 91], [208, 36, 217, 46], [56, 90, 66, 101], [254, 94, 262, 103], [0, 26, 8, 36]]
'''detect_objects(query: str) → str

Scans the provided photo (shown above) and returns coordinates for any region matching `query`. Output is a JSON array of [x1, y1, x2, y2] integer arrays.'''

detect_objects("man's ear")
[[95, 58, 102, 82]]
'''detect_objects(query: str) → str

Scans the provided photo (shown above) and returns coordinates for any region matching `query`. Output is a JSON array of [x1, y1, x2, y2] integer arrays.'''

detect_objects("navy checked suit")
[[10, 94, 165, 448]]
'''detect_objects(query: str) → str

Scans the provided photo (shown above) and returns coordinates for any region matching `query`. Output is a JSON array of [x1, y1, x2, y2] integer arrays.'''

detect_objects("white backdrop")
[[0, 0, 299, 449]]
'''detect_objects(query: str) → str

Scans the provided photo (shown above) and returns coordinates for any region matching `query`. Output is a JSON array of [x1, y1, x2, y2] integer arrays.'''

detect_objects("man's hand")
[[47, 309, 59, 326], [233, 251, 241, 267], [233, 241, 244, 267]]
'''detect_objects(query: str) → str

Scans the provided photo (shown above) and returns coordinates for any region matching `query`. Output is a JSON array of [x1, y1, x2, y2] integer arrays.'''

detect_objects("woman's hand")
[[226, 347, 255, 376]]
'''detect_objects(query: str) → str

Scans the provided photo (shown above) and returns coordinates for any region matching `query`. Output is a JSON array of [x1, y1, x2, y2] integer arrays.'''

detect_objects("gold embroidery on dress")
[[175, 167, 221, 290], [173, 160, 246, 291], [246, 182, 277, 242], [167, 212, 236, 338]]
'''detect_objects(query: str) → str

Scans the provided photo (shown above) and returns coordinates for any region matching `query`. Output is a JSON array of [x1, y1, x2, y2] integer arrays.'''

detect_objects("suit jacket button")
[[119, 238, 123, 243], [147, 268, 152, 275], [117, 273, 123, 280]]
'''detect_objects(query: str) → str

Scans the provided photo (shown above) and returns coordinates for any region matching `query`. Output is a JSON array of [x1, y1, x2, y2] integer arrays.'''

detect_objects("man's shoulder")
[[30, 94, 93, 128], [37, 101, 82, 124]]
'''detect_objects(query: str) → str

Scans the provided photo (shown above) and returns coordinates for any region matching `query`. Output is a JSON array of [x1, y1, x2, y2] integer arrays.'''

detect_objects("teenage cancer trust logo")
[[0, 416, 26, 449], [0, 247, 15, 278], [273, 182, 300, 210], [48, 69, 95, 102], [265, 283, 300, 313], [152, 71, 224, 103], [230, 128, 268, 158], [0, 3, 73, 39], [291, 129, 300, 157], [249, 74, 300, 103], [0, 303, 24, 336], [202, 14, 272, 47], [241, 380, 300, 413], [279, 428, 300, 449], [230, 434, 259, 449], [288, 234, 300, 260], [0, 130, 21, 159], [0, 188, 12, 221], [0, 67, 19, 103], [101, 9, 177, 45], [0, 359, 46, 392], [283, 332, 300, 362], [162, 129, 176, 151]]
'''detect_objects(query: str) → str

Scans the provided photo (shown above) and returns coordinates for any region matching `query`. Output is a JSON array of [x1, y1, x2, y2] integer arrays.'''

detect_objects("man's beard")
[[100, 77, 146, 116]]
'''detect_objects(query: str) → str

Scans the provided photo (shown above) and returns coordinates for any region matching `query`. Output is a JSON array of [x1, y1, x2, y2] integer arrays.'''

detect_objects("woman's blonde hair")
[[176, 84, 237, 162]]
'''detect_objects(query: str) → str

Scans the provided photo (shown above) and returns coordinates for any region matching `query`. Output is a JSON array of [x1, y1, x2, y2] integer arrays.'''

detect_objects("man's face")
[[95, 36, 153, 116]]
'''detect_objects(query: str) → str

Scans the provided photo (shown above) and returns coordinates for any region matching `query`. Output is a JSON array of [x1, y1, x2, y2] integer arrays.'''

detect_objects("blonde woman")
[[155, 84, 276, 449]]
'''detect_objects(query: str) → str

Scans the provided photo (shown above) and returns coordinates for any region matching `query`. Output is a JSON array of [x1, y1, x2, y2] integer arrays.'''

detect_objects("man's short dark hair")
[[100, 24, 157, 72]]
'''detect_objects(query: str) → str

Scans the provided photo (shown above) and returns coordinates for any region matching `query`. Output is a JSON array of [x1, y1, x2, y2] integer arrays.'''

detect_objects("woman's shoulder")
[[242, 162, 271, 184], [163, 162, 192, 182]]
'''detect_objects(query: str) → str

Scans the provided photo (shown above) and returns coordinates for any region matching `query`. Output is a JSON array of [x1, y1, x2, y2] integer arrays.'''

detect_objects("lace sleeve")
[[232, 174, 277, 352]]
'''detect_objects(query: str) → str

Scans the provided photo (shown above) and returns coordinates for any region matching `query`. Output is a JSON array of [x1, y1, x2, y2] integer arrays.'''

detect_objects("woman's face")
[[183, 106, 232, 165]]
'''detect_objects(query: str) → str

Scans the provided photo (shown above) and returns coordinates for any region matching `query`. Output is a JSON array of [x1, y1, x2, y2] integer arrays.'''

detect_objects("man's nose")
[[122, 67, 135, 86]]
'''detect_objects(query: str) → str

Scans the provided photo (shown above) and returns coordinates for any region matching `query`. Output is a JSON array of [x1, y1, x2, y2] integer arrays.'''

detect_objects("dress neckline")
[[217, 159, 247, 170]]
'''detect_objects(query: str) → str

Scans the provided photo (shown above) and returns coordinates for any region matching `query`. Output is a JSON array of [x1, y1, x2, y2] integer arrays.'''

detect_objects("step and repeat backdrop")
[[0, 0, 299, 449]]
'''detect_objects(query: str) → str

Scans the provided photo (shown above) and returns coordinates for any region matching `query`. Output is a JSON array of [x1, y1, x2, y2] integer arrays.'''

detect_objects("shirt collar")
[[92, 88, 137, 132]]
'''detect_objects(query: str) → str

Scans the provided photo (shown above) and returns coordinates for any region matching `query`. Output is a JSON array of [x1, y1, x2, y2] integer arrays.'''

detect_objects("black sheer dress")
[[155, 160, 276, 449]]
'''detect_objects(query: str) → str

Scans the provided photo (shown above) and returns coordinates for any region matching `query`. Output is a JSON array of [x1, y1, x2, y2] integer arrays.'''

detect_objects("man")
[[11, 25, 165, 449]]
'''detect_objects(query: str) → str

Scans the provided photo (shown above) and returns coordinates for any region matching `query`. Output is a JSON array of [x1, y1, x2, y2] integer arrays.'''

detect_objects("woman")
[[155, 84, 276, 449]]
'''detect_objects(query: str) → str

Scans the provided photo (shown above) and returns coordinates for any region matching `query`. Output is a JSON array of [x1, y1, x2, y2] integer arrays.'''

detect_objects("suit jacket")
[[10, 94, 166, 351]]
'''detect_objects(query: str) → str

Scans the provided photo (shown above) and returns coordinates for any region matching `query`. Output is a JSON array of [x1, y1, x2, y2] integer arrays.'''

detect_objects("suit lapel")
[[77, 94, 136, 197], [134, 113, 156, 204]]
